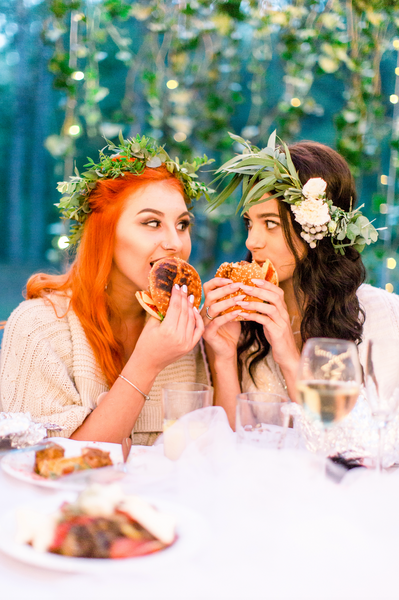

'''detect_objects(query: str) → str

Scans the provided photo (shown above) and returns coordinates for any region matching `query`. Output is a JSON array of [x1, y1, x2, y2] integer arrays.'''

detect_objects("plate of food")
[[0, 484, 209, 572], [1, 438, 124, 489]]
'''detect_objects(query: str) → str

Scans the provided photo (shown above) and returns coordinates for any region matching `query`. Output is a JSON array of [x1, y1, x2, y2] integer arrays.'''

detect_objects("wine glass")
[[296, 338, 362, 457], [364, 338, 399, 472]]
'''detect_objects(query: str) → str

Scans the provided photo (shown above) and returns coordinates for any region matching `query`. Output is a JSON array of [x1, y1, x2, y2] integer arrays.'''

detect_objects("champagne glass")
[[364, 338, 399, 472], [296, 338, 362, 456]]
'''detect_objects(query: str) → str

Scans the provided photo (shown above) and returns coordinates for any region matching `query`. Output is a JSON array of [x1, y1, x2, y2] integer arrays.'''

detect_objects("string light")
[[71, 71, 84, 81], [396, 68, 399, 76], [174, 132, 187, 142], [393, 39, 399, 50], [381, 175, 388, 185], [57, 236, 69, 249], [387, 258, 397, 270], [290, 98, 301, 107], [390, 94, 399, 104], [68, 125, 81, 136], [380, 203, 388, 214], [386, 283, 394, 293], [167, 80, 179, 89]]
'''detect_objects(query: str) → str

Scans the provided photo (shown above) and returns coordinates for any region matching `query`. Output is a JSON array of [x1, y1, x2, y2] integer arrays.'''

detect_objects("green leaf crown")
[[56, 133, 214, 246], [209, 131, 379, 254]]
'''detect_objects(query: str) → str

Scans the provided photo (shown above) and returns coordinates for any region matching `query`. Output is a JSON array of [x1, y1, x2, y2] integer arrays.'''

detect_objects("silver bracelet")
[[118, 374, 150, 401]]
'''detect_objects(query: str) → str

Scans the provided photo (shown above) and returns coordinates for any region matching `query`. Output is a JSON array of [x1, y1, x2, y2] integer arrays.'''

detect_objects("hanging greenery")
[[40, 0, 399, 288]]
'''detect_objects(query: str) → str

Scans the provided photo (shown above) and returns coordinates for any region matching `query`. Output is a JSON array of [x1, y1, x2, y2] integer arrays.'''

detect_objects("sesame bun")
[[135, 257, 202, 321], [215, 259, 278, 321]]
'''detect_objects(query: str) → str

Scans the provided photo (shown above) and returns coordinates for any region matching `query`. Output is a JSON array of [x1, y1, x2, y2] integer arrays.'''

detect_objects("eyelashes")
[[243, 217, 279, 231], [141, 218, 191, 230]]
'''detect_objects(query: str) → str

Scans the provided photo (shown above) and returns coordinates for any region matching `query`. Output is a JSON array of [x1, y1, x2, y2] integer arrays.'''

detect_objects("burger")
[[215, 259, 278, 320], [136, 257, 202, 321]]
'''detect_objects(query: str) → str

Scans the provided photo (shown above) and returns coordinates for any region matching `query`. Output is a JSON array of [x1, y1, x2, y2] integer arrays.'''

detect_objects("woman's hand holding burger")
[[201, 278, 243, 361], [134, 284, 204, 374], [236, 279, 300, 375], [132, 257, 204, 374]]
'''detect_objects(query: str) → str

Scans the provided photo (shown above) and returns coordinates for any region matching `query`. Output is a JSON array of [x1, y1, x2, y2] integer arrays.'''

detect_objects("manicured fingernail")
[[194, 306, 199, 312], [189, 294, 194, 303], [235, 294, 246, 301], [237, 301, 249, 306], [174, 284, 180, 290], [182, 284, 188, 293], [231, 282, 241, 290], [251, 279, 265, 285]]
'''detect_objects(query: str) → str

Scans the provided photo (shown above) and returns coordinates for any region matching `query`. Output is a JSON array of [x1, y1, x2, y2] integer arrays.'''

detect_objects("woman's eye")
[[243, 218, 252, 230], [143, 220, 160, 228], [265, 220, 278, 230], [177, 220, 190, 231]]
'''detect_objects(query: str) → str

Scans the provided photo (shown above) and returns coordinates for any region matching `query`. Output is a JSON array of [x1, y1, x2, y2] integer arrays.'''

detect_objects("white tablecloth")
[[1, 408, 399, 600]]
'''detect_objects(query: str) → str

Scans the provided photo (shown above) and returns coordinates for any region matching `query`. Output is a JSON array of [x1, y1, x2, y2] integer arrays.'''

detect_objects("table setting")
[[2, 340, 399, 600]]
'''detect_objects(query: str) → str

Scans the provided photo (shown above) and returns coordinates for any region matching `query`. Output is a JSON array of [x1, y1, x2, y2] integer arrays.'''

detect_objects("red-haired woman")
[[0, 137, 209, 444]]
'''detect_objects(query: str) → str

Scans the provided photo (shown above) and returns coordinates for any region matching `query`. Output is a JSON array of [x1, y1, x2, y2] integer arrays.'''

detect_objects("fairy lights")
[[68, 125, 80, 136], [57, 236, 69, 250], [173, 132, 187, 142], [290, 98, 301, 107], [167, 80, 179, 89], [382, 42, 399, 291]]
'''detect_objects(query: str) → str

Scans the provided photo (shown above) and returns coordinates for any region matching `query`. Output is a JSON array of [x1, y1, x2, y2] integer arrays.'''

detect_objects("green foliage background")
[[1, 0, 399, 320]]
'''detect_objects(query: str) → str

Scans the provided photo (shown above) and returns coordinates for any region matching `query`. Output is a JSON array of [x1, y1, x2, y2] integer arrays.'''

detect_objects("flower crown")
[[56, 133, 214, 246], [209, 131, 379, 254]]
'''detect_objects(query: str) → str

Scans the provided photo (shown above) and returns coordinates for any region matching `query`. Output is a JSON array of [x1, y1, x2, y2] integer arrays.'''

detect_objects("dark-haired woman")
[[202, 138, 399, 428]]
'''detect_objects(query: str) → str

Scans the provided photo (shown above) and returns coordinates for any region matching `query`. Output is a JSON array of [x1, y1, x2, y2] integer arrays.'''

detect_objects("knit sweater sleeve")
[[0, 298, 93, 437]]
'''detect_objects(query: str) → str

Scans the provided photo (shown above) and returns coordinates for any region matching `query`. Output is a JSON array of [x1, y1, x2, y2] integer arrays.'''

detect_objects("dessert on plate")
[[34, 443, 113, 478]]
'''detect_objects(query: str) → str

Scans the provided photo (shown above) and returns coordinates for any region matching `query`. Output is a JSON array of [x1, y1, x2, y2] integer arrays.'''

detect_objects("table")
[[1, 407, 399, 600]]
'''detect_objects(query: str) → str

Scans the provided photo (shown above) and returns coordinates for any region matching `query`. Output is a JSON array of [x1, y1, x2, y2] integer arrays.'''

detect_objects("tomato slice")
[[110, 538, 165, 559]]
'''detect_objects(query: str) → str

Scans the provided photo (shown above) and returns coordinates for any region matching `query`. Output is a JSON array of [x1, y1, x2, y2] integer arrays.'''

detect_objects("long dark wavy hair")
[[237, 141, 366, 384]]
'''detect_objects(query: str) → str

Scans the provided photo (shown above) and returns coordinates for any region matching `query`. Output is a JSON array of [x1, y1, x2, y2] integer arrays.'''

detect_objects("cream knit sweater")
[[0, 294, 209, 445]]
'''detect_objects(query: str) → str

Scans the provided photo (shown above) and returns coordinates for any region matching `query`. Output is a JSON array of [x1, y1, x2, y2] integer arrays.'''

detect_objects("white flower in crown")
[[291, 197, 331, 227], [302, 177, 327, 199]]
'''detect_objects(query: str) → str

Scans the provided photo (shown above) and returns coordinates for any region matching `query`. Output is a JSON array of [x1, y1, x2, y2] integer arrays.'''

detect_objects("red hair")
[[26, 165, 186, 386]]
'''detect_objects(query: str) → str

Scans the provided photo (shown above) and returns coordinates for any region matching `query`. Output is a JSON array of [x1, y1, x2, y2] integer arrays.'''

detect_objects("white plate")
[[0, 494, 210, 573], [1, 438, 125, 489]]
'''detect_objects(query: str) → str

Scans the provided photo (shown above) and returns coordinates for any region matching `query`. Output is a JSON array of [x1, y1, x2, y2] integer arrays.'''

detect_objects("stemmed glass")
[[364, 338, 399, 472], [296, 338, 362, 457]]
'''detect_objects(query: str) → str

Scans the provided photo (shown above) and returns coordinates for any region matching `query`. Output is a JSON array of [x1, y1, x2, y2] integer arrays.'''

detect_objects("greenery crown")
[[56, 132, 214, 246], [209, 131, 379, 255]]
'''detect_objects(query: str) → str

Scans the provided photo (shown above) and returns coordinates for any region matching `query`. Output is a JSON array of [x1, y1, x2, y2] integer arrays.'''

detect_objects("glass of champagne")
[[296, 338, 362, 456], [364, 338, 399, 472]]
